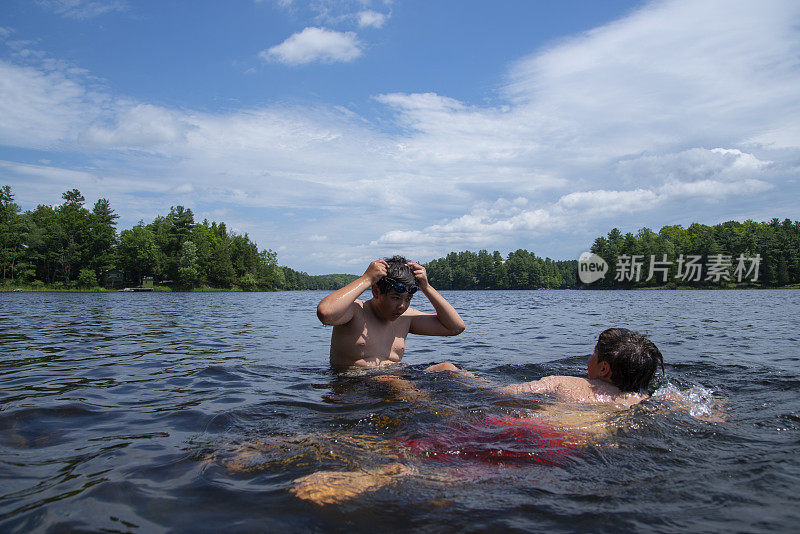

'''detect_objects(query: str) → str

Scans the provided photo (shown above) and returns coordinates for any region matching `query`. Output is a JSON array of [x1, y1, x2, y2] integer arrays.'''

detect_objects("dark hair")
[[376, 255, 416, 294], [594, 328, 664, 393]]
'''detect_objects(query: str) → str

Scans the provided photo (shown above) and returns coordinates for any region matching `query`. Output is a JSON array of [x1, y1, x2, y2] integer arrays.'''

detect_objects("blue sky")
[[2, 0, 799, 274]]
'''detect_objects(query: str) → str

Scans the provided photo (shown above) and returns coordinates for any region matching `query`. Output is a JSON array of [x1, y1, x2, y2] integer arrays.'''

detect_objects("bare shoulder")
[[540, 375, 604, 402], [545, 375, 590, 388]]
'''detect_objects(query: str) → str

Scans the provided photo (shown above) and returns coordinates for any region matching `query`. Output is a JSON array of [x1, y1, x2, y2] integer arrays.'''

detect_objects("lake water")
[[1, 290, 799, 532]]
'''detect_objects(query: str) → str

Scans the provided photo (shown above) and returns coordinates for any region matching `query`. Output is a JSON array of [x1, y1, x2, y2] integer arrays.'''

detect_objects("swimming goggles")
[[383, 276, 418, 294]]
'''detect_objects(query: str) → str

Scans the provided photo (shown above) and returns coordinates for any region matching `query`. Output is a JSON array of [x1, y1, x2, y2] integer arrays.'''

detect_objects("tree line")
[[588, 220, 800, 288], [0, 185, 356, 290], [421, 219, 799, 290], [424, 250, 578, 289], [2, 185, 798, 291]]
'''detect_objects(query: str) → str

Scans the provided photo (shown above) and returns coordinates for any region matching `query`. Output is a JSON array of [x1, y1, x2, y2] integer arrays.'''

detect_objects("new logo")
[[578, 252, 608, 284]]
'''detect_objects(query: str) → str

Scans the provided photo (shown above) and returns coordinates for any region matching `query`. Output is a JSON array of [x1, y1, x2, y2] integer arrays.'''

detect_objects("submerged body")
[[498, 375, 646, 408], [494, 328, 663, 407]]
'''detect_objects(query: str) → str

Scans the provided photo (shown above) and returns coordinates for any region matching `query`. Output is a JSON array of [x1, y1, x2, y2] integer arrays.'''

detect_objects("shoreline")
[[2, 284, 798, 293]]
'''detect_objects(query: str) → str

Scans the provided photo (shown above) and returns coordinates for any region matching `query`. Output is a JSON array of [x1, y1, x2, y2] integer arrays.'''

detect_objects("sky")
[[1, 0, 799, 275]]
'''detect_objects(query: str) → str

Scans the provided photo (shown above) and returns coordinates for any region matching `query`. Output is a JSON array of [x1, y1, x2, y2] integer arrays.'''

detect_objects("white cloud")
[[87, 104, 194, 149], [267, 1, 390, 30], [371, 171, 776, 251], [36, 0, 127, 19], [502, 0, 800, 157], [658, 178, 771, 199], [556, 189, 658, 214], [260, 27, 362, 65], [615, 148, 773, 186], [0, 160, 96, 184], [172, 183, 195, 194], [357, 10, 387, 28], [0, 60, 104, 148]]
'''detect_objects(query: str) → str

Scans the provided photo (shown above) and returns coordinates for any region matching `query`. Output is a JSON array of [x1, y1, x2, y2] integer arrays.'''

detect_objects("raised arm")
[[317, 260, 386, 325], [407, 262, 466, 336]]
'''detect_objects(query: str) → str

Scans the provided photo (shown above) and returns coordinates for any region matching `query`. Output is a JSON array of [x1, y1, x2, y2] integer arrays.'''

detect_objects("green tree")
[[148, 206, 194, 282], [77, 268, 98, 288], [118, 224, 158, 285], [0, 185, 23, 281], [178, 240, 201, 288], [89, 198, 119, 276], [239, 272, 258, 291], [256, 249, 281, 289], [54, 189, 92, 284], [208, 240, 235, 287]]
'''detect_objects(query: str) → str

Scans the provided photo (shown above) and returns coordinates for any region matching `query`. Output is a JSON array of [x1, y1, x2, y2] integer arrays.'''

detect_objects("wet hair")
[[594, 328, 664, 393], [376, 255, 416, 294]]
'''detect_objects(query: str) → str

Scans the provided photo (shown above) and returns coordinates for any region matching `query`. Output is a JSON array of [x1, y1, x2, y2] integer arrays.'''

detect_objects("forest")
[[1, 185, 798, 290], [422, 219, 800, 289], [0, 186, 355, 290], [588, 220, 800, 288], [424, 250, 577, 289]]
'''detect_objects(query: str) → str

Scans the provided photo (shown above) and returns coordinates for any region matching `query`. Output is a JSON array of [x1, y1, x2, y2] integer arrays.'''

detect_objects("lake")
[[1, 290, 799, 532]]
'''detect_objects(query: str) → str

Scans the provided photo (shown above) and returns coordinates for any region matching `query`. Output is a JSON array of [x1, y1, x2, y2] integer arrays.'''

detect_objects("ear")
[[371, 284, 380, 299], [597, 360, 612, 378]]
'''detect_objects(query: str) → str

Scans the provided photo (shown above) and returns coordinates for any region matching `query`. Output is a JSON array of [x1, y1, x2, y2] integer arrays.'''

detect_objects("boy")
[[316, 256, 466, 369], [496, 327, 664, 406], [289, 330, 665, 505]]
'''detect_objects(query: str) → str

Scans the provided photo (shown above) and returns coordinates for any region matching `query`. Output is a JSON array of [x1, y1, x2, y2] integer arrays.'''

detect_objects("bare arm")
[[407, 262, 466, 336], [497, 377, 556, 395], [316, 260, 386, 326]]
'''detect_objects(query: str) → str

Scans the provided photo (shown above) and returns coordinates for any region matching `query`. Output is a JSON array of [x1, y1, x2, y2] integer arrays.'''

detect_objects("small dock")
[[118, 287, 154, 292], [118, 276, 154, 292]]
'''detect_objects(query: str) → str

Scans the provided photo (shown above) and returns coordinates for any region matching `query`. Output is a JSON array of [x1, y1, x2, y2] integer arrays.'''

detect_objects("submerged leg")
[[371, 374, 431, 402], [290, 463, 416, 505], [425, 362, 481, 380]]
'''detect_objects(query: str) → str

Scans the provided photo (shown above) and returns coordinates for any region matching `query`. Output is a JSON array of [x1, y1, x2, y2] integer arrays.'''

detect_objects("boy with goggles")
[[317, 255, 465, 369]]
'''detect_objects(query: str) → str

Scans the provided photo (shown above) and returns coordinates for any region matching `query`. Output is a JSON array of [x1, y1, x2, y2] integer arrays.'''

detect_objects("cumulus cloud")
[[357, 11, 387, 28], [615, 147, 773, 186], [260, 27, 362, 65], [372, 168, 775, 250]]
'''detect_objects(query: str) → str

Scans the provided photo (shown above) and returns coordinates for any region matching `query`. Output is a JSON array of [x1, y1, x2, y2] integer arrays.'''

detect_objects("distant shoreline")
[[3, 284, 798, 293]]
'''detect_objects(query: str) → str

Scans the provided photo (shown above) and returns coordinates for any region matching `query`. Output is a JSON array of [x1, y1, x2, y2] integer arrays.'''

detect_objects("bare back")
[[329, 300, 415, 368], [500, 375, 646, 408]]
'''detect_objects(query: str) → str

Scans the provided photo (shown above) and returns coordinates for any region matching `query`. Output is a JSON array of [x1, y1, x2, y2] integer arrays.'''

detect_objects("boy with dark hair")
[[497, 327, 664, 406], [592, 328, 664, 393], [288, 330, 666, 504], [317, 256, 466, 369]]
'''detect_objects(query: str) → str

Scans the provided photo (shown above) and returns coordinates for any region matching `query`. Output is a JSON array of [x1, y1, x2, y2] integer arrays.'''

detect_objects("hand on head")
[[406, 262, 429, 291], [364, 260, 389, 284]]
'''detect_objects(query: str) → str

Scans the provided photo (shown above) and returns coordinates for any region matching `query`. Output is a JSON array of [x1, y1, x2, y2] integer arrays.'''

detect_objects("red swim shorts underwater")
[[402, 416, 580, 466]]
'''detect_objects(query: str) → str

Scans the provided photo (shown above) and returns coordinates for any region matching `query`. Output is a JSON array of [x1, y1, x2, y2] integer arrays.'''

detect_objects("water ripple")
[[0, 290, 798, 532]]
